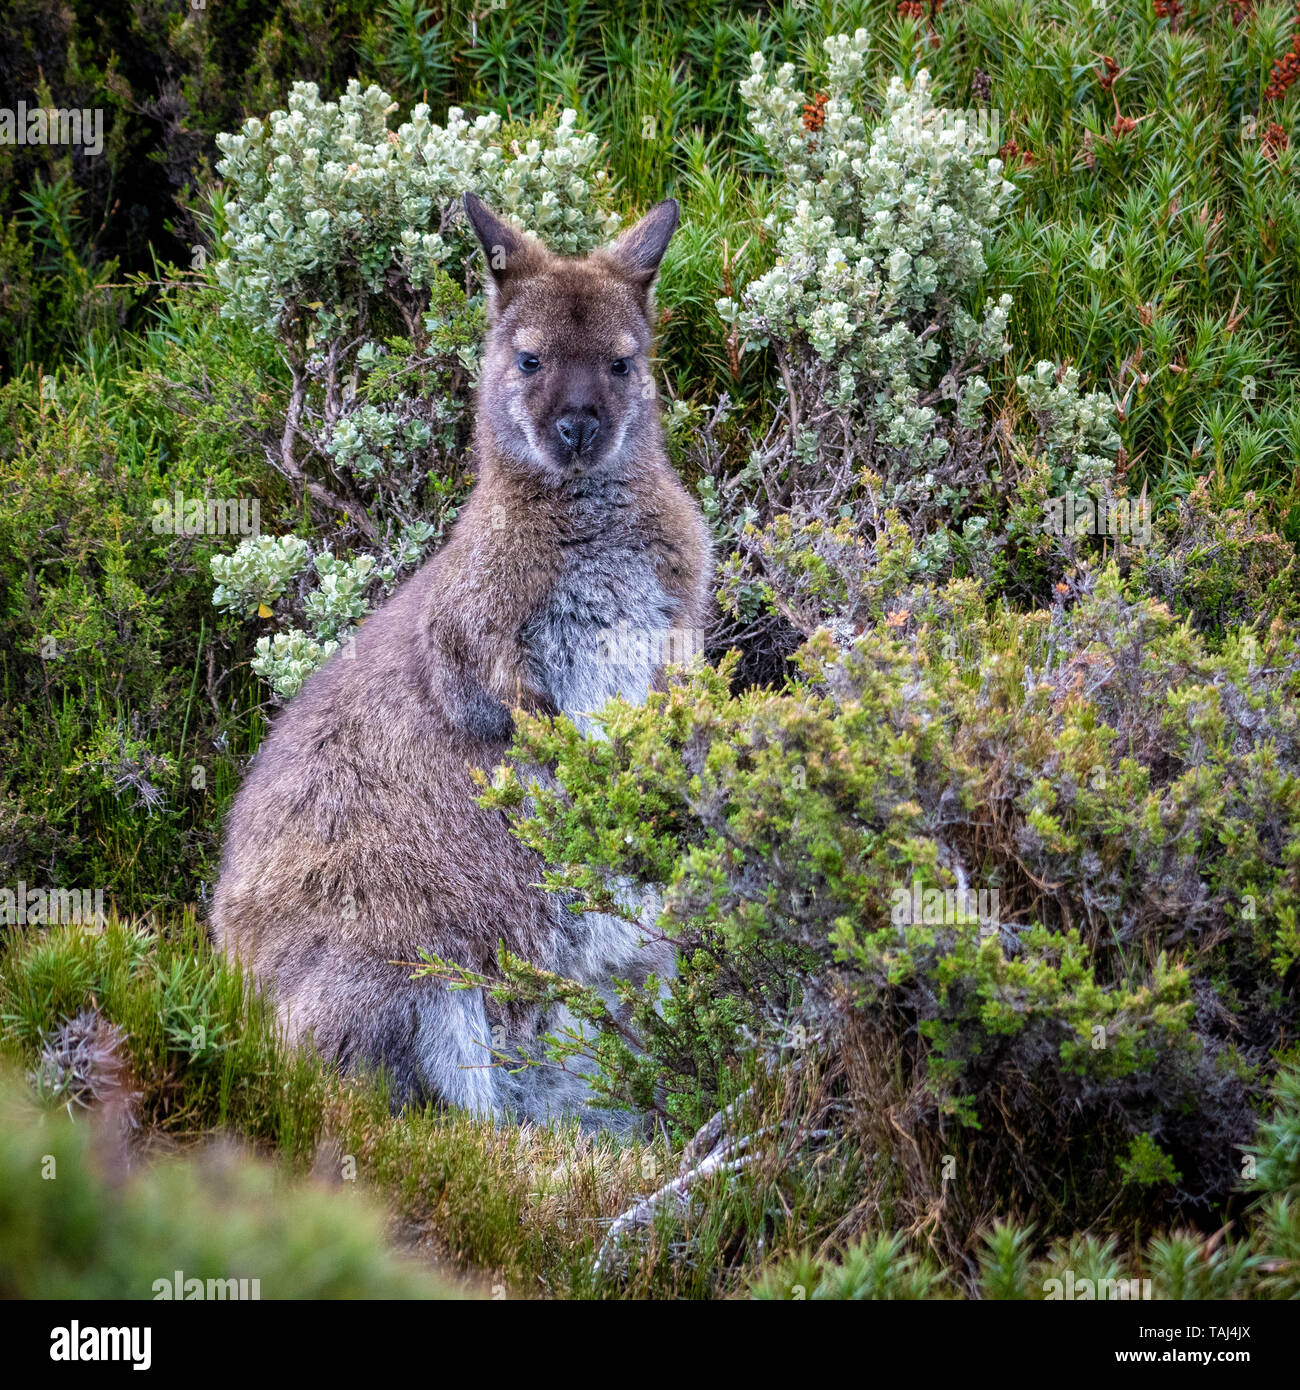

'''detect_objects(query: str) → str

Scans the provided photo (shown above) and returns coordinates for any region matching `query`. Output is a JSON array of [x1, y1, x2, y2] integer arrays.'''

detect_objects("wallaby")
[[211, 193, 712, 1134]]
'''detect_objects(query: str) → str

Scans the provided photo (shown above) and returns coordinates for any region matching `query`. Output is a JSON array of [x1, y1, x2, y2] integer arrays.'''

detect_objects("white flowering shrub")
[[211, 536, 385, 700], [216, 85, 617, 339], [211, 81, 620, 698], [211, 535, 311, 618], [705, 37, 1135, 653], [719, 44, 1014, 449], [251, 630, 340, 701]]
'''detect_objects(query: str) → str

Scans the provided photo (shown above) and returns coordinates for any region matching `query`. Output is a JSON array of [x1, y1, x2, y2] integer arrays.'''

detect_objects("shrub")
[[746, 1060, 1300, 1299], [1132, 477, 1300, 637], [0, 359, 260, 910], [698, 42, 1140, 674], [476, 561, 1300, 1254]]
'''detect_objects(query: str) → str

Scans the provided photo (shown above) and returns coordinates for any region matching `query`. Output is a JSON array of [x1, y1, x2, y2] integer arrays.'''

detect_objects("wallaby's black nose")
[[556, 410, 600, 453]]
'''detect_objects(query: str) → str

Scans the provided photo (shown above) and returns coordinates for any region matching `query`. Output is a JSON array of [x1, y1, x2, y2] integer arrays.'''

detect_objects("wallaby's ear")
[[603, 198, 679, 300], [463, 192, 544, 316]]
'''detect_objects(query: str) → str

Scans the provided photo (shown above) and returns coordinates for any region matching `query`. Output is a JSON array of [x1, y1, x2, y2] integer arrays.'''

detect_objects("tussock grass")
[[0, 918, 876, 1298]]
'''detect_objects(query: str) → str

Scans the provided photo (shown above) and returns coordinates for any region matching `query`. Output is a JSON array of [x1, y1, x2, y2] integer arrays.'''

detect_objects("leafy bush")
[[479, 561, 1300, 1251], [696, 45, 1143, 679], [1133, 477, 1300, 637], [211, 535, 384, 698], [0, 356, 264, 910], [748, 1060, 1300, 1300]]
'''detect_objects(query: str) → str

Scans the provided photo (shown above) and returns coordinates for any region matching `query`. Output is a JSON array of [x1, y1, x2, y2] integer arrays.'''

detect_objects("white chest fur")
[[525, 545, 677, 737]]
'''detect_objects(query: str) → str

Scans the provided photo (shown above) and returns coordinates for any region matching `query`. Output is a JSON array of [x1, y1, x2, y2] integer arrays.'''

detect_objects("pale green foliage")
[[212, 538, 381, 698], [304, 551, 380, 641], [251, 629, 340, 701], [210, 534, 310, 617], [1016, 360, 1123, 499], [1017, 361, 1121, 459], [215, 82, 618, 338], [704, 40, 1130, 648], [324, 403, 433, 482], [209, 85, 627, 702]]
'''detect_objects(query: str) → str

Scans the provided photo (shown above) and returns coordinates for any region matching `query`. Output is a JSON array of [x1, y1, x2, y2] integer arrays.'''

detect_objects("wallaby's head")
[[463, 192, 679, 482]]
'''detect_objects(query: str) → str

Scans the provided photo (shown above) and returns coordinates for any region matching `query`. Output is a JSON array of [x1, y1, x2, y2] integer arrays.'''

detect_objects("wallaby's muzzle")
[[555, 407, 601, 458]]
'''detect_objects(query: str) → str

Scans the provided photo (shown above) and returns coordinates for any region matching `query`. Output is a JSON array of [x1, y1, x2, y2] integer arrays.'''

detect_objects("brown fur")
[[212, 195, 711, 1129]]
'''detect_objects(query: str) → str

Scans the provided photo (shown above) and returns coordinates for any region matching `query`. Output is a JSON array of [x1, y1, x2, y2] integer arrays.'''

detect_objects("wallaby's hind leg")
[[513, 1000, 651, 1139], [275, 954, 503, 1117], [408, 977, 503, 1116]]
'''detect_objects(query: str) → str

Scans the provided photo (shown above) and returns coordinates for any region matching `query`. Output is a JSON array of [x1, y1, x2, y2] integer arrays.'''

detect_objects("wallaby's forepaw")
[[457, 684, 516, 744]]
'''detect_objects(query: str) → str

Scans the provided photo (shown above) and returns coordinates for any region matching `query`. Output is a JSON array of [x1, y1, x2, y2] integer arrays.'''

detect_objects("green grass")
[[0, 1069, 465, 1300], [0, 918, 881, 1297]]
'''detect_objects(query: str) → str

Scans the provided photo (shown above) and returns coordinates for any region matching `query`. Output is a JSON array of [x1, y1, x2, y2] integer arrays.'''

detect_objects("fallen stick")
[[593, 1141, 757, 1276]]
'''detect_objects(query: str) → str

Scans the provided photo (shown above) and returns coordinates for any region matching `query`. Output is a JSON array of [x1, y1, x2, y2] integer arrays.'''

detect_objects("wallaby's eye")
[[517, 352, 541, 374], [611, 358, 631, 376]]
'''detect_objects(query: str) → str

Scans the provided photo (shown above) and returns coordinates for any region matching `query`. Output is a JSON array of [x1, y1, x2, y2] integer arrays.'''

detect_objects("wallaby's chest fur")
[[212, 193, 710, 1132], [522, 487, 677, 729]]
